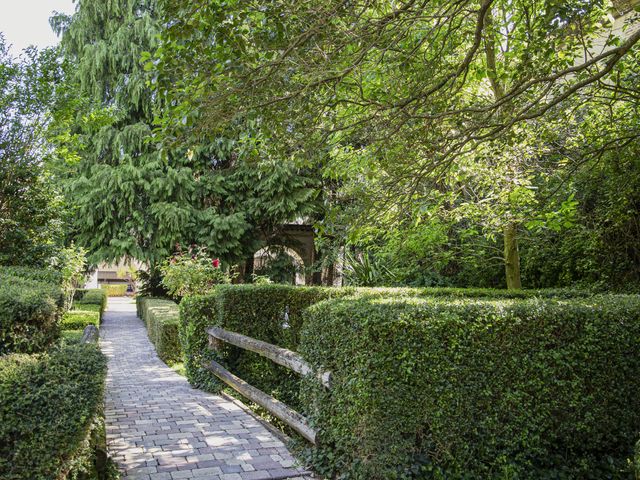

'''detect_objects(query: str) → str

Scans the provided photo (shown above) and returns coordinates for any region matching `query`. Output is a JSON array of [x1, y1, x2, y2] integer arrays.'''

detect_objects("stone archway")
[[253, 245, 306, 285], [241, 223, 339, 285]]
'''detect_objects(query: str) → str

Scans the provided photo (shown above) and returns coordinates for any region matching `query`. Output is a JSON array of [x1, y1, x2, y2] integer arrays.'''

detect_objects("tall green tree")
[[155, 0, 640, 288], [0, 37, 65, 266], [53, 0, 320, 273]]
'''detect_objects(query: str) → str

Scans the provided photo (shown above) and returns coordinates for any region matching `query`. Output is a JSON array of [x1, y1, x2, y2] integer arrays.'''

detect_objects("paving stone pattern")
[[101, 298, 310, 480]]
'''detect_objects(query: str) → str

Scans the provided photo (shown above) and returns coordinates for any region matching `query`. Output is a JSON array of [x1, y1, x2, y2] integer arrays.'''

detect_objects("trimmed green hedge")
[[0, 343, 108, 479], [179, 285, 354, 402], [137, 297, 181, 364], [300, 295, 640, 479], [62, 309, 101, 331], [0, 267, 64, 355], [75, 289, 107, 317], [178, 285, 589, 400], [100, 284, 128, 297]]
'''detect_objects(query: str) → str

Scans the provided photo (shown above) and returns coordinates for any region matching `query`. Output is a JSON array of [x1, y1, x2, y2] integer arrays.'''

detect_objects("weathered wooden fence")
[[205, 325, 330, 444]]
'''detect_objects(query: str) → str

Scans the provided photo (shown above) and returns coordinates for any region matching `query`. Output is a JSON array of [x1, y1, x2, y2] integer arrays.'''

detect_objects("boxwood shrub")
[[0, 268, 64, 355], [300, 295, 640, 479], [137, 297, 181, 364], [0, 343, 108, 479]]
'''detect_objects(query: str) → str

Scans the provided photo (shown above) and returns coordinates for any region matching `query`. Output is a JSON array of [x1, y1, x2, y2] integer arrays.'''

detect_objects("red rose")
[[212, 258, 220, 268]]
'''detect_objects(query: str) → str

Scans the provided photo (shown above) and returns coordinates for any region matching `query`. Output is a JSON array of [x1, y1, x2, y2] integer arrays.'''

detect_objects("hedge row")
[[62, 309, 101, 331], [301, 295, 640, 479], [137, 297, 181, 364], [178, 285, 590, 404], [100, 284, 128, 297], [0, 267, 64, 355], [179, 285, 353, 401], [0, 343, 108, 480], [179, 285, 640, 479], [74, 289, 108, 314]]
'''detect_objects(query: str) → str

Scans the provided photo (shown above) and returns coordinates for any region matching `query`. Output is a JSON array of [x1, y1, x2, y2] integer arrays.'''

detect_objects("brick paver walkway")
[[100, 297, 310, 480]]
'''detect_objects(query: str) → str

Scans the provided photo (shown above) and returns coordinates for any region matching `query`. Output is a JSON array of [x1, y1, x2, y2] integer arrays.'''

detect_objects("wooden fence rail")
[[206, 325, 331, 444]]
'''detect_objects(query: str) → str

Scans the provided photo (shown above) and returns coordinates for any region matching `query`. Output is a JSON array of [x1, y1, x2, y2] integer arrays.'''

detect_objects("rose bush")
[[160, 245, 231, 299]]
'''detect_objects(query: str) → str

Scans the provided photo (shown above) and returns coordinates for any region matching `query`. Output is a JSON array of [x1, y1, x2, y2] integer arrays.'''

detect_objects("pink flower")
[[212, 258, 220, 268]]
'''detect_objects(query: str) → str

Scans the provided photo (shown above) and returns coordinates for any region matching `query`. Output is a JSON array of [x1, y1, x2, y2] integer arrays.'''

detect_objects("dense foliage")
[[180, 284, 640, 479], [74, 288, 108, 314], [302, 295, 640, 479], [50, 0, 322, 277], [0, 36, 66, 266], [0, 343, 107, 480], [154, 0, 640, 290], [0, 267, 64, 355], [136, 297, 181, 364], [179, 285, 353, 408], [160, 245, 229, 298], [62, 308, 100, 331]]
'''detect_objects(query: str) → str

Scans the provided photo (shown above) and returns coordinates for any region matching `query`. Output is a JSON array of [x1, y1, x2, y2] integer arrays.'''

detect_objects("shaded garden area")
[[2, 0, 640, 479]]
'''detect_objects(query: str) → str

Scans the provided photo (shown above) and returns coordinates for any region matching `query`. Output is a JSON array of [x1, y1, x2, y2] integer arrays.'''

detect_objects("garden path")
[[100, 297, 310, 480]]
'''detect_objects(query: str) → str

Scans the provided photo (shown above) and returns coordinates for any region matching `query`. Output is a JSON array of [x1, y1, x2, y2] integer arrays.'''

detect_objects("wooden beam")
[[207, 326, 331, 388], [205, 360, 317, 444]]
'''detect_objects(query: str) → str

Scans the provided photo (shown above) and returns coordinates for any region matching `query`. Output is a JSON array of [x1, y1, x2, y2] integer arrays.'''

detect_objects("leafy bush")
[[160, 245, 230, 298], [300, 295, 640, 479], [0, 343, 107, 479], [0, 266, 62, 284], [0, 267, 64, 355], [100, 283, 127, 297], [178, 294, 221, 392], [62, 309, 100, 331], [137, 297, 181, 364]]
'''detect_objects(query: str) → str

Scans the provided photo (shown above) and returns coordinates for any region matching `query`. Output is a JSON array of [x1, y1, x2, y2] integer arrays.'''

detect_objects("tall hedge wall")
[[137, 297, 181, 364], [0, 343, 107, 479], [0, 267, 64, 355], [178, 285, 590, 401], [300, 295, 640, 479]]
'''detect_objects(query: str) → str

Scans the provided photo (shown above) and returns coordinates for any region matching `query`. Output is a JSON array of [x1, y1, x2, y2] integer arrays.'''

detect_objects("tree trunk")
[[504, 223, 522, 289]]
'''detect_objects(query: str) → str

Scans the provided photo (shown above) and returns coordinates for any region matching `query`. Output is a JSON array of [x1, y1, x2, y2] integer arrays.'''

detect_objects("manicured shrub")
[[100, 283, 128, 297], [75, 288, 107, 316], [137, 297, 181, 364], [180, 285, 355, 405], [62, 309, 101, 331], [0, 268, 64, 355], [300, 295, 640, 479], [0, 343, 107, 479], [179, 294, 221, 392]]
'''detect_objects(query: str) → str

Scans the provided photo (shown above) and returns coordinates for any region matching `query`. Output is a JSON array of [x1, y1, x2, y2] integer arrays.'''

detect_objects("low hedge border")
[[62, 309, 101, 331], [178, 285, 591, 405], [74, 289, 107, 320], [179, 285, 638, 479], [301, 295, 640, 479], [100, 284, 128, 297], [137, 297, 181, 364], [0, 267, 64, 355], [0, 343, 108, 479]]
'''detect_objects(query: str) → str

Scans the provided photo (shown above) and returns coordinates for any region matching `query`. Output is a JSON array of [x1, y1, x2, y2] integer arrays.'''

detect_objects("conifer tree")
[[53, 0, 320, 269]]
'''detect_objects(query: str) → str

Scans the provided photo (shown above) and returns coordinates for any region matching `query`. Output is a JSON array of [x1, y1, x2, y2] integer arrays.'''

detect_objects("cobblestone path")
[[100, 298, 310, 480]]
